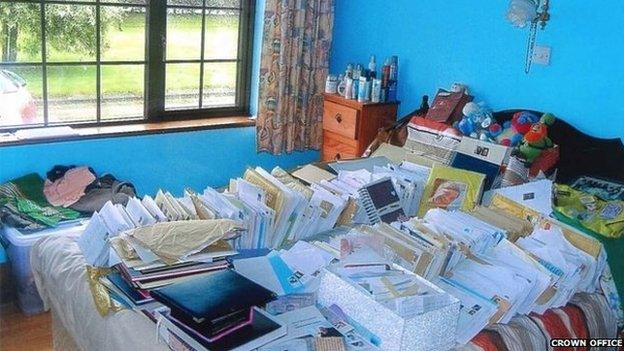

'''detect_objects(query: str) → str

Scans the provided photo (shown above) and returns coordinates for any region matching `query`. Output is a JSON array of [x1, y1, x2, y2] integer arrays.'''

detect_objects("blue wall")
[[0, 0, 320, 194], [330, 0, 624, 140], [0, 127, 319, 196]]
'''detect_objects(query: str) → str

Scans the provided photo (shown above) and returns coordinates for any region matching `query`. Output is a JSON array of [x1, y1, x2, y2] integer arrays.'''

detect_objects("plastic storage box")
[[0, 220, 87, 315]]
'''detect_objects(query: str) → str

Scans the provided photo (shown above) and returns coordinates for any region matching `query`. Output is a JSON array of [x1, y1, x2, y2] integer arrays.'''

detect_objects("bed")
[[30, 112, 623, 351], [31, 224, 619, 351], [31, 234, 167, 351]]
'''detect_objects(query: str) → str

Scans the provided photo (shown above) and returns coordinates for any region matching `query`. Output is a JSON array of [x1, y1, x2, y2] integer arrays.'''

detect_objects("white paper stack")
[[516, 225, 598, 310], [434, 277, 498, 345], [422, 208, 505, 258], [78, 200, 158, 267], [371, 162, 430, 217]]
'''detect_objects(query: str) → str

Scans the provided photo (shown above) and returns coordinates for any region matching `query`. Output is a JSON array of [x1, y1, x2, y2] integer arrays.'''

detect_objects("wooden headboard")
[[493, 110, 624, 184]]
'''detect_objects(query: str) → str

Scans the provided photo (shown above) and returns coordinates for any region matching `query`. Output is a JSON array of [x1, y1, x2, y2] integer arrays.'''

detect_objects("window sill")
[[0, 116, 256, 147]]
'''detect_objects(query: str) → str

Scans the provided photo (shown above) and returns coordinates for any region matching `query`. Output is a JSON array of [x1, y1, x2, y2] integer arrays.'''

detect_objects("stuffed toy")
[[496, 111, 540, 146], [517, 113, 556, 164], [456, 102, 502, 142]]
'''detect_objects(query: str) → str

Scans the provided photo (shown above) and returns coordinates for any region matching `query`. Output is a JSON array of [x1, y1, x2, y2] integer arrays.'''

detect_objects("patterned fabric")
[[570, 293, 618, 339], [460, 293, 618, 351], [600, 265, 624, 327], [256, 0, 334, 154], [0, 173, 81, 230], [488, 315, 548, 351]]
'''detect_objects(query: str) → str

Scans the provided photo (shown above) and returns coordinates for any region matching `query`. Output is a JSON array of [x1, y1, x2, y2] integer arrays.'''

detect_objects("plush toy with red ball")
[[518, 113, 556, 164], [496, 111, 540, 146]]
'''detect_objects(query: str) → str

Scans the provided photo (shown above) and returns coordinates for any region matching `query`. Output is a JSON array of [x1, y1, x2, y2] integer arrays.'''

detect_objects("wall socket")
[[532, 45, 552, 65]]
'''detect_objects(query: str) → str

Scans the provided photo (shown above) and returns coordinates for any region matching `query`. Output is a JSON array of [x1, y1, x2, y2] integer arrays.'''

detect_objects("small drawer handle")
[[334, 113, 342, 123], [335, 153, 341, 160]]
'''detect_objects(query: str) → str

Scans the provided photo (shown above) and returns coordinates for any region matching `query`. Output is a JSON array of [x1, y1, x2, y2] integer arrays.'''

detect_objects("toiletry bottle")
[[345, 77, 354, 99], [346, 64, 353, 79], [381, 59, 391, 103], [352, 64, 362, 99], [388, 56, 398, 101], [365, 70, 372, 102], [381, 59, 390, 86], [325, 74, 338, 94], [368, 55, 377, 79], [354, 64, 362, 80], [371, 79, 382, 103], [416, 95, 429, 116], [337, 74, 346, 96], [357, 76, 367, 102]]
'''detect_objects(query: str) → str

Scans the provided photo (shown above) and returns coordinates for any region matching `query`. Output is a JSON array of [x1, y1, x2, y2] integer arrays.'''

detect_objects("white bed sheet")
[[31, 234, 168, 351]]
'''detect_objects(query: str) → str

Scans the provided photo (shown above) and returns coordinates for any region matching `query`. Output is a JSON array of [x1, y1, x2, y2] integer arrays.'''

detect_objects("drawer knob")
[[334, 113, 342, 123], [335, 153, 341, 160]]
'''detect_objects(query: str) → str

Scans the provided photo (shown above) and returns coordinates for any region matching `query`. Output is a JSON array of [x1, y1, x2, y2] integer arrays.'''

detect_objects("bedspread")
[[31, 234, 168, 351]]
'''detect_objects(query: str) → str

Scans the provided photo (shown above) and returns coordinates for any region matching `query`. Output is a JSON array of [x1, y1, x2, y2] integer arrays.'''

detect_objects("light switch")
[[532, 45, 552, 65]]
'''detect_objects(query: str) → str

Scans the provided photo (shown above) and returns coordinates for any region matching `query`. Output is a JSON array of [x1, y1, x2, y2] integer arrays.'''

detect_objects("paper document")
[[485, 179, 553, 216], [328, 157, 393, 173], [291, 164, 336, 185], [77, 212, 111, 267]]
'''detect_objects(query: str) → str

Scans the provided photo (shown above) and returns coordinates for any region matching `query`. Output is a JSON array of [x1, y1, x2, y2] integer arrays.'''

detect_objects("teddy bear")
[[496, 111, 540, 146], [456, 102, 502, 142], [517, 113, 556, 164]]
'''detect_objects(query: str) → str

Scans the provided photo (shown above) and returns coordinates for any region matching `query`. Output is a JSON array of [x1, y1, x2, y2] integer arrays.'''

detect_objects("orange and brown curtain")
[[256, 0, 334, 154]]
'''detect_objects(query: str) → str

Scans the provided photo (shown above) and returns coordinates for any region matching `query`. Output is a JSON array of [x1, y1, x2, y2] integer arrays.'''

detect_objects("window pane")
[[0, 66, 43, 127], [202, 62, 236, 108], [45, 4, 97, 62], [165, 63, 200, 110], [0, 2, 42, 63], [101, 6, 146, 61], [167, 0, 203, 6], [206, 0, 240, 7], [101, 65, 144, 120], [47, 65, 96, 123], [103, 0, 147, 4], [204, 10, 239, 60], [166, 8, 203, 60]]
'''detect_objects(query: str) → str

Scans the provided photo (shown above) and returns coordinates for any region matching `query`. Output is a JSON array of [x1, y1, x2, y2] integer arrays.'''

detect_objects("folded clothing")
[[44, 166, 97, 207], [0, 173, 81, 230], [70, 174, 136, 214]]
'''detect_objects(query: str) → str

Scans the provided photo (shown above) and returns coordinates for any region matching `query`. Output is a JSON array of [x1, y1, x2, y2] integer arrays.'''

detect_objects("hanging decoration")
[[506, 0, 551, 74]]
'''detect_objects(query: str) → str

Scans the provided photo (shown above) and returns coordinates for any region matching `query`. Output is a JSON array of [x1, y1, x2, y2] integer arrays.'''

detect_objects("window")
[[0, 0, 254, 130]]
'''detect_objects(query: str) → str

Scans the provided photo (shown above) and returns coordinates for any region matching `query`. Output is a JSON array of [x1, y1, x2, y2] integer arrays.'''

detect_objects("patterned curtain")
[[256, 0, 334, 154]]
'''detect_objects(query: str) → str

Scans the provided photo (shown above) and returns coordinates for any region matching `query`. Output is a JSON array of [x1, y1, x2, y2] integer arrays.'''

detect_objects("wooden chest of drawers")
[[322, 93, 399, 161]]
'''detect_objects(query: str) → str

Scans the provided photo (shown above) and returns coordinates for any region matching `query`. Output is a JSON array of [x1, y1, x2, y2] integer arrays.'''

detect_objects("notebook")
[[451, 137, 511, 191], [151, 269, 276, 337], [157, 306, 286, 351], [418, 164, 485, 217], [105, 272, 153, 305], [357, 177, 405, 224]]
